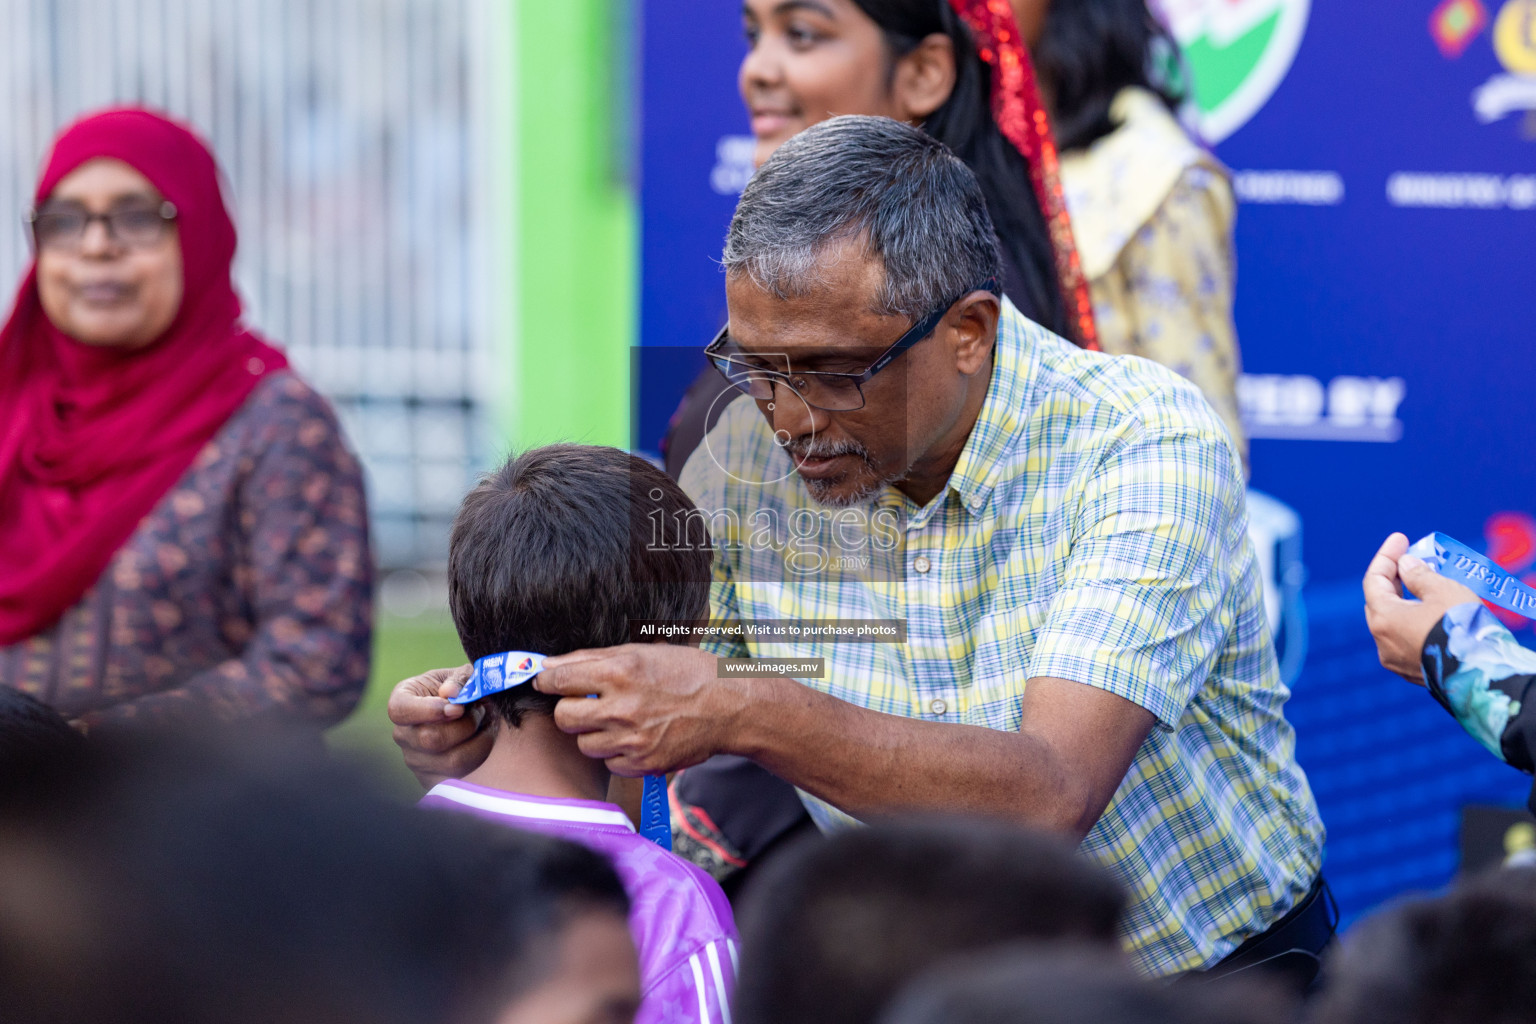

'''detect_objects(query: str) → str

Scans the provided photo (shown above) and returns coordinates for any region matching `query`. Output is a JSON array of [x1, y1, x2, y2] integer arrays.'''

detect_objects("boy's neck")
[[462, 712, 611, 805]]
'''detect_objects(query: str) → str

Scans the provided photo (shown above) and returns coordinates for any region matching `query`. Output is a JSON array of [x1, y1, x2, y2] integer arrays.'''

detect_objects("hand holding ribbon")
[[456, 649, 674, 850], [1364, 532, 1482, 682], [1406, 532, 1536, 619]]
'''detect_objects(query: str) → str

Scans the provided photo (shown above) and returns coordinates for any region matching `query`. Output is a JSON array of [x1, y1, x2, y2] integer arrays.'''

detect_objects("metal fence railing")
[[0, 0, 511, 570]]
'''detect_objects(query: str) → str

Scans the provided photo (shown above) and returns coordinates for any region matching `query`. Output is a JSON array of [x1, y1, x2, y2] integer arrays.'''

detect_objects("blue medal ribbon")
[[1407, 532, 1536, 619], [451, 650, 673, 851], [449, 651, 548, 705], [639, 775, 673, 850]]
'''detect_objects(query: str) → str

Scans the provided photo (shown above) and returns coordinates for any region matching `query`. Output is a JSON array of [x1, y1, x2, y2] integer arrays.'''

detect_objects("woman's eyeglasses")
[[704, 279, 996, 413], [27, 200, 178, 253]]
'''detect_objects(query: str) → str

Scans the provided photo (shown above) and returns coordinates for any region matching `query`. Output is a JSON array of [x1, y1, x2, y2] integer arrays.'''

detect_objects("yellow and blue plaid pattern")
[[679, 300, 1323, 976]]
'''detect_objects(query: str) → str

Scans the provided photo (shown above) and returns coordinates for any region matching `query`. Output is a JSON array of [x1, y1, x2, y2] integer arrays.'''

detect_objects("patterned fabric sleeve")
[[80, 381, 373, 729], [1104, 166, 1247, 469], [1026, 394, 1247, 728], [638, 937, 737, 1024], [1421, 602, 1536, 775]]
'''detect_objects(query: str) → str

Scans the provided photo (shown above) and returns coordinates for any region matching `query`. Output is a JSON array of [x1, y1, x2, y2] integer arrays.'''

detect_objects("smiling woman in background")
[[0, 108, 372, 730], [737, 0, 1091, 339]]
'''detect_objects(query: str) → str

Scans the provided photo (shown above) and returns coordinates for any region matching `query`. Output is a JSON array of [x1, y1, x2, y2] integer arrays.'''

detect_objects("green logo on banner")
[[1158, 0, 1311, 142]]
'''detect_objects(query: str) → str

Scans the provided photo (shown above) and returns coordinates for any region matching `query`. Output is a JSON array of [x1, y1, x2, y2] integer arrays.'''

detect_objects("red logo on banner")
[[1482, 511, 1536, 627], [1432, 0, 1490, 57]]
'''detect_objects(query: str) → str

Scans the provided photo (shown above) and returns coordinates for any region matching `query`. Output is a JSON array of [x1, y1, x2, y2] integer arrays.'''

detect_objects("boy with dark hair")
[[1309, 867, 1536, 1024], [879, 945, 1292, 1024], [449, 818, 641, 1024], [421, 444, 737, 1024], [732, 817, 1128, 1024], [0, 727, 640, 1024], [0, 685, 84, 773]]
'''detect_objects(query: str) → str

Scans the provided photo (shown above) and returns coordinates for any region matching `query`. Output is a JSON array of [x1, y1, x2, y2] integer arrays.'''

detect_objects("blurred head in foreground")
[[879, 944, 1292, 1024], [1309, 868, 1536, 1024], [457, 812, 640, 1024], [0, 728, 639, 1024], [732, 817, 1126, 1024], [0, 684, 84, 772]]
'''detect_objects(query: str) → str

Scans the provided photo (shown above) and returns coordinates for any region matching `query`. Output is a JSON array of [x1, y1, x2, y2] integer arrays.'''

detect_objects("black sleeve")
[[1423, 618, 1536, 778]]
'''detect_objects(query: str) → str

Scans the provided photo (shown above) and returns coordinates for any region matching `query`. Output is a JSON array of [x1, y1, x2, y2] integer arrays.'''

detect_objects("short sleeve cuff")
[[1026, 643, 1189, 730]]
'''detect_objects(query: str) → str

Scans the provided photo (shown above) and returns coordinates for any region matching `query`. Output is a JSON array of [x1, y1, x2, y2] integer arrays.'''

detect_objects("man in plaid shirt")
[[391, 115, 1324, 979]]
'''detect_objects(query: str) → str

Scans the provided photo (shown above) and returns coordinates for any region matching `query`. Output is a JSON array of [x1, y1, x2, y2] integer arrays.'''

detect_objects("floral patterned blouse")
[[1422, 603, 1536, 794], [0, 372, 373, 730], [1059, 87, 1247, 469]]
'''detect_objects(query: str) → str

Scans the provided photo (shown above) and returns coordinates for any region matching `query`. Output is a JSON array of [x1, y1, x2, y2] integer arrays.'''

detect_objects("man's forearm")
[[716, 675, 1101, 837]]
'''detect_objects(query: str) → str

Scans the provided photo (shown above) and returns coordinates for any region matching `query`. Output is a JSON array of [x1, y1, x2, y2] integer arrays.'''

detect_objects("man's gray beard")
[[802, 474, 885, 508], [789, 439, 909, 508]]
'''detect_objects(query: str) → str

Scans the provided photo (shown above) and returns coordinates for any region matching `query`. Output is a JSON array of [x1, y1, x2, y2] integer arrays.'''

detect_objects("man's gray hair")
[[722, 115, 1002, 319]]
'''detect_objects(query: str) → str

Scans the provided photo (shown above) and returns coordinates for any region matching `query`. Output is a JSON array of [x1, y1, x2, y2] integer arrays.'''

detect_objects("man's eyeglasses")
[[27, 200, 178, 253], [704, 278, 997, 413]]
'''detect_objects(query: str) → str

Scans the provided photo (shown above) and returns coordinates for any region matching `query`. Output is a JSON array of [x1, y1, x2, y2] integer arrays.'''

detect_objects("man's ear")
[[891, 33, 957, 122], [947, 292, 1000, 376]]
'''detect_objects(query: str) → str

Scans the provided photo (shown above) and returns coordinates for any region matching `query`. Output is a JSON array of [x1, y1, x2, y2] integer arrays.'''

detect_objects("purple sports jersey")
[[421, 780, 738, 1024]]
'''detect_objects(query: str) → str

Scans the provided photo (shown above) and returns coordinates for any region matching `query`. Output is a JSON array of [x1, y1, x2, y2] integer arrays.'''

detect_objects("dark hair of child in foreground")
[[731, 817, 1128, 1024], [0, 683, 84, 771], [1308, 867, 1536, 1024], [0, 727, 639, 1024], [879, 944, 1293, 1024]]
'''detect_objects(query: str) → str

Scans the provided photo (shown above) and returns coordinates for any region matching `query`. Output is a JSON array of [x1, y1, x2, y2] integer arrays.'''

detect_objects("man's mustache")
[[779, 435, 874, 463]]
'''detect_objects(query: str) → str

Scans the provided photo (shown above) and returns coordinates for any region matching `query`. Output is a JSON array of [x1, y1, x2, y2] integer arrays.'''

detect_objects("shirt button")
[[929, 698, 947, 715], [913, 555, 932, 574]]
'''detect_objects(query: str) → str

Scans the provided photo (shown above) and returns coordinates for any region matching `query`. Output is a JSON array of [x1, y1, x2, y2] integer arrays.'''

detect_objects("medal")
[[451, 649, 673, 850]]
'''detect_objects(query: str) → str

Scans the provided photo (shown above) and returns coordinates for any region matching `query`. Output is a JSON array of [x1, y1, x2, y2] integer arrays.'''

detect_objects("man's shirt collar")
[[907, 298, 1039, 527]]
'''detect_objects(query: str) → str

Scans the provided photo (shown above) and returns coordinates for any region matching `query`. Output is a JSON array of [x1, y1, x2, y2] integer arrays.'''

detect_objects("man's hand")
[[1363, 533, 1479, 683], [534, 645, 732, 777], [387, 664, 493, 789]]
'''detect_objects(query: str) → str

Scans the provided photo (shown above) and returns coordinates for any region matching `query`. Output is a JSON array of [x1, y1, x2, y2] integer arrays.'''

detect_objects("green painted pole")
[[508, 0, 635, 451]]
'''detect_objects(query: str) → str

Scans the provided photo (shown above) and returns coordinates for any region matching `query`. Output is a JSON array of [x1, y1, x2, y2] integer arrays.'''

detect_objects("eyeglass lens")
[[715, 357, 867, 412], [31, 203, 174, 252]]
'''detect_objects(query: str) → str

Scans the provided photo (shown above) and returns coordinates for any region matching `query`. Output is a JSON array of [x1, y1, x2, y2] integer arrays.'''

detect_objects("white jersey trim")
[[425, 783, 637, 832], [688, 952, 710, 1023], [706, 940, 733, 1024]]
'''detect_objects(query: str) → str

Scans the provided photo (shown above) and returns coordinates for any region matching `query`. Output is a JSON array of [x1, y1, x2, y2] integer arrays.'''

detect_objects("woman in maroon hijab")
[[0, 108, 372, 730]]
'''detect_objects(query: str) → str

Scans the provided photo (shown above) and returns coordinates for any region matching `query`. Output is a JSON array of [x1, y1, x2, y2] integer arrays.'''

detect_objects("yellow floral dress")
[[1060, 86, 1247, 467]]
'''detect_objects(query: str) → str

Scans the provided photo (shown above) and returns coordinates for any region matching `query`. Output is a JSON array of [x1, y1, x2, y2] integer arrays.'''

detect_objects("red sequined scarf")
[[947, 0, 1099, 350]]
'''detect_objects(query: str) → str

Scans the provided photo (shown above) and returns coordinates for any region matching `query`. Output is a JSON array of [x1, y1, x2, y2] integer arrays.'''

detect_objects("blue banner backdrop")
[[637, 0, 1536, 924]]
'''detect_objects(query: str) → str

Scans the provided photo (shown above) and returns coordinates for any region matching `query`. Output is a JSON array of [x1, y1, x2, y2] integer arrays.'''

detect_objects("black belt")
[[1192, 877, 1338, 993]]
